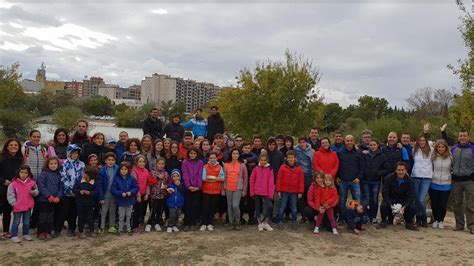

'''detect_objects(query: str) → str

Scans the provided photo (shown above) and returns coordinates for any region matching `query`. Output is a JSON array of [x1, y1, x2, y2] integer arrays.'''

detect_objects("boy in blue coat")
[[166, 169, 185, 233], [98, 152, 118, 234], [111, 162, 138, 235]]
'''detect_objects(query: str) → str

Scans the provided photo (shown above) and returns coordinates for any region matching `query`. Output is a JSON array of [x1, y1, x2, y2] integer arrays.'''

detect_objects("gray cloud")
[[0, 1, 467, 107]]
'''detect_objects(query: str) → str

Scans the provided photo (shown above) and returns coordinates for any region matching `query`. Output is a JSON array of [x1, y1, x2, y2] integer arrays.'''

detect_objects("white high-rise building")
[[140, 73, 177, 105]]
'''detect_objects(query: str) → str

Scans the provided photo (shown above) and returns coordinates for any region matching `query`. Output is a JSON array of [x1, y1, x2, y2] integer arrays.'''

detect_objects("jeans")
[[168, 208, 181, 228], [226, 190, 242, 224], [362, 181, 380, 220], [254, 195, 272, 223], [118, 205, 133, 232], [201, 193, 220, 226], [338, 181, 361, 220], [11, 210, 31, 237], [429, 189, 451, 223], [279, 192, 297, 224], [271, 191, 281, 219], [100, 197, 116, 229], [452, 180, 474, 231], [346, 214, 368, 230], [77, 205, 94, 233], [412, 177, 432, 217]]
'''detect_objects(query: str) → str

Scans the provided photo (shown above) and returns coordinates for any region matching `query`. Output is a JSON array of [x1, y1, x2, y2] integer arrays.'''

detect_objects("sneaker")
[[192, 225, 199, 231], [51, 231, 60, 238], [145, 225, 152, 232], [88, 232, 97, 237], [98, 229, 105, 235], [258, 224, 264, 231], [132, 228, 141, 234], [67, 230, 75, 237], [313, 227, 319, 234], [79, 232, 86, 239], [298, 217, 307, 224], [167, 227, 172, 233], [127, 230, 133, 236], [10, 236, 21, 243], [248, 218, 257, 225], [116, 230, 122, 236], [405, 223, 419, 231], [38, 233, 47, 240], [291, 223, 297, 230], [200, 225, 207, 231], [108, 227, 117, 234], [172, 226, 179, 232], [23, 235, 33, 241], [262, 223, 273, 231], [438, 222, 444, 229], [432, 221, 439, 229], [154, 224, 162, 232], [376, 222, 387, 229], [332, 228, 338, 235], [277, 223, 284, 230], [207, 225, 214, 231], [235, 223, 241, 231], [183, 226, 190, 232], [371, 218, 377, 225]]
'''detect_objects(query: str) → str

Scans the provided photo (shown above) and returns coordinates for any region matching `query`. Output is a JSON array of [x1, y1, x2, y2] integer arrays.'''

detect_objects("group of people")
[[0, 105, 473, 244]]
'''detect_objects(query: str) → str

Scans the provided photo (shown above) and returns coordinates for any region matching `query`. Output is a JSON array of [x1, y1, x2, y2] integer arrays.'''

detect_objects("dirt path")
[[0, 214, 472, 265]]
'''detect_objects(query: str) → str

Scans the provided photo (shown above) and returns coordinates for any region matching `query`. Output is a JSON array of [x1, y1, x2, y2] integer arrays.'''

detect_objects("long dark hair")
[[1, 138, 23, 159], [53, 128, 69, 147], [225, 148, 243, 163]]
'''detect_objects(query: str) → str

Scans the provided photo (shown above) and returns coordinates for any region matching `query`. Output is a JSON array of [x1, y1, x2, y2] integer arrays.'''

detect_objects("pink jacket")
[[7, 178, 39, 212], [250, 163, 274, 199], [132, 167, 151, 196]]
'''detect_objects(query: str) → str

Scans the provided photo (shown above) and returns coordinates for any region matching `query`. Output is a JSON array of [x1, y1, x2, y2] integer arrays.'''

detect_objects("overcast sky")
[[0, 0, 469, 107]]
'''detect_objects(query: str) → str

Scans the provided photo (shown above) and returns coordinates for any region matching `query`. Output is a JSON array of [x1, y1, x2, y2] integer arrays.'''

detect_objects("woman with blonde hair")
[[429, 139, 452, 229]]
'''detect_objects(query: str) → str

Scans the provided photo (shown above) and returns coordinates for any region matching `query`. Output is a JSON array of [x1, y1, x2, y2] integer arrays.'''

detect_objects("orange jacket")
[[315, 185, 339, 208]]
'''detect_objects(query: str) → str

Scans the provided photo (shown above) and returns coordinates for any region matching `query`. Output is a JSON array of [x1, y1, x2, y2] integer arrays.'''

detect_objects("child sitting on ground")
[[345, 200, 368, 235]]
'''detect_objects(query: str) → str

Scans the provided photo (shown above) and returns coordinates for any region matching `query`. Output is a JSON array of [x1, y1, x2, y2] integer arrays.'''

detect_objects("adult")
[[264, 138, 285, 222], [401, 132, 414, 173], [275, 135, 285, 151], [80, 132, 111, 165], [280, 136, 294, 158], [164, 142, 182, 176], [178, 132, 194, 160], [69, 119, 91, 148], [294, 136, 314, 221], [114, 131, 129, 161], [377, 162, 418, 231], [337, 135, 362, 221], [234, 135, 244, 150], [182, 108, 208, 138], [307, 127, 321, 151], [163, 114, 185, 143], [429, 139, 452, 229], [207, 105, 224, 143], [143, 108, 163, 140], [381, 131, 410, 174], [251, 135, 264, 157], [449, 129, 474, 234], [411, 134, 433, 228], [360, 139, 389, 224], [22, 130, 47, 180], [358, 129, 373, 152], [0, 139, 23, 238], [330, 131, 345, 153], [313, 138, 339, 178], [47, 128, 69, 164]]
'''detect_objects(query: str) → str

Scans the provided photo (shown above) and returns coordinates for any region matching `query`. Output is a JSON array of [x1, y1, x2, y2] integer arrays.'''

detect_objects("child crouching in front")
[[166, 170, 185, 233], [314, 174, 339, 235], [345, 201, 368, 235], [7, 165, 39, 243]]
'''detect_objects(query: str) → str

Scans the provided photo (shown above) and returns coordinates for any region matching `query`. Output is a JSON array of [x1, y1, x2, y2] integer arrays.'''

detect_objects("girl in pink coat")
[[250, 153, 274, 231]]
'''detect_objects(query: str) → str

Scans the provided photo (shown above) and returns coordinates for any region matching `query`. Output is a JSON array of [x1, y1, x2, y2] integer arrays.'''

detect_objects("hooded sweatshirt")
[[60, 144, 85, 196], [249, 163, 274, 199], [182, 115, 208, 138]]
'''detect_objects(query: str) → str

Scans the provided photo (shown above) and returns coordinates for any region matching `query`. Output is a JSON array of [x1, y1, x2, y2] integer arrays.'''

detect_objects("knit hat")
[[170, 169, 181, 179]]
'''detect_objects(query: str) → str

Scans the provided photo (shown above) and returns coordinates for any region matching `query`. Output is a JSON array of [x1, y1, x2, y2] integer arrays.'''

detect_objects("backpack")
[[23, 146, 47, 163]]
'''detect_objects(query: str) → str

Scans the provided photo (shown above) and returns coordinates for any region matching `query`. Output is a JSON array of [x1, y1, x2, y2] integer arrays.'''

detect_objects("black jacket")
[[337, 148, 363, 182], [165, 155, 182, 176], [381, 144, 408, 174], [0, 154, 23, 196], [73, 178, 98, 206], [207, 113, 224, 141], [80, 143, 111, 165], [163, 121, 185, 142], [143, 116, 163, 140], [361, 150, 390, 182], [382, 173, 415, 207], [266, 149, 285, 182]]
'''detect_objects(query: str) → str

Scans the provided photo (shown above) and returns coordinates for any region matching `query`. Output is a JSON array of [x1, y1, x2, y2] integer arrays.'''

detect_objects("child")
[[345, 201, 368, 235], [120, 138, 142, 165], [224, 148, 248, 230], [304, 172, 324, 224], [276, 150, 304, 230], [182, 148, 204, 231], [201, 152, 225, 231], [314, 174, 339, 235], [59, 144, 85, 237], [73, 166, 98, 238], [37, 157, 63, 239], [131, 155, 151, 233], [98, 152, 118, 234], [146, 158, 170, 232], [112, 162, 139, 235], [7, 165, 39, 243], [250, 153, 274, 231], [240, 142, 258, 225], [87, 154, 100, 170], [166, 170, 185, 233]]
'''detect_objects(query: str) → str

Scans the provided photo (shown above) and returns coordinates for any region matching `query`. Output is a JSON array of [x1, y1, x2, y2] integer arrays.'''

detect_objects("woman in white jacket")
[[429, 139, 452, 229], [411, 134, 434, 228]]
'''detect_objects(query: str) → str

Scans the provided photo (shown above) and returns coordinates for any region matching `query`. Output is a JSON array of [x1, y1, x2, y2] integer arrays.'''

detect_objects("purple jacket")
[[182, 159, 204, 190]]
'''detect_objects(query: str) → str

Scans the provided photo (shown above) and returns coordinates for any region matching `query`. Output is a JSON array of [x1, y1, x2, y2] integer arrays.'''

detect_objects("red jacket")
[[315, 185, 339, 208], [276, 163, 304, 194], [307, 183, 318, 210], [313, 148, 339, 177]]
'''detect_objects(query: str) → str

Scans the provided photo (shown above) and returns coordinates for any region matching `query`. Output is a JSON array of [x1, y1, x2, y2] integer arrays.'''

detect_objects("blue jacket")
[[37, 169, 64, 202], [60, 144, 85, 196], [182, 117, 207, 138], [293, 144, 314, 181], [73, 178, 98, 206], [330, 143, 345, 153], [98, 165, 118, 201], [115, 142, 126, 161], [111, 174, 139, 206], [166, 182, 185, 209], [337, 147, 363, 182]]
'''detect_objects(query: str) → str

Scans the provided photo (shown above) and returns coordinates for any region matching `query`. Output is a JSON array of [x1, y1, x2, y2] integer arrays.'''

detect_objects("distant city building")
[[98, 84, 142, 108], [83, 76, 105, 96], [35, 62, 65, 93], [20, 79, 44, 94], [117, 85, 141, 100], [140, 74, 177, 105], [111, 99, 142, 109], [175, 78, 221, 113], [64, 80, 84, 97], [98, 84, 120, 99]]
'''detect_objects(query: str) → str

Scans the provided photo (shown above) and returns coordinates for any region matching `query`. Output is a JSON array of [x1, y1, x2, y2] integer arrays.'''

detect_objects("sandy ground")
[[0, 213, 472, 265]]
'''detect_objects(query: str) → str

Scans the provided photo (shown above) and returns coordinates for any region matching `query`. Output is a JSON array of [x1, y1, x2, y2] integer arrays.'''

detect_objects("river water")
[[35, 122, 143, 143]]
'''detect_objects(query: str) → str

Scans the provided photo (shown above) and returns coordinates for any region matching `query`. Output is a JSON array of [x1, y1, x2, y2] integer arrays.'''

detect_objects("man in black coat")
[[207, 106, 224, 143], [163, 114, 185, 143], [143, 108, 163, 140]]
